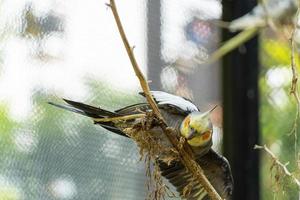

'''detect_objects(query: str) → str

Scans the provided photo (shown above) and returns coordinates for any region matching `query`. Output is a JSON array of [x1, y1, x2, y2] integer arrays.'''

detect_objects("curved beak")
[[203, 105, 218, 117]]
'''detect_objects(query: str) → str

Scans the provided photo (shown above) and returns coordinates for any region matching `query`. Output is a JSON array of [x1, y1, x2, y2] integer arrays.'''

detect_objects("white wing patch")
[[150, 91, 199, 113]]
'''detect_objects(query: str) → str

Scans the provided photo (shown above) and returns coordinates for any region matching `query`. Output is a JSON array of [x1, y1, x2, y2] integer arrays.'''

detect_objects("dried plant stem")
[[207, 27, 258, 64], [107, 0, 164, 123], [289, 4, 300, 159], [108, 0, 222, 199], [93, 114, 145, 122], [254, 145, 300, 188], [211, 19, 230, 29]]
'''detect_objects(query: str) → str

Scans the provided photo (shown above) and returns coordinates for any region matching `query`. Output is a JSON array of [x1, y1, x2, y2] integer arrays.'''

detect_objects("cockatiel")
[[49, 91, 233, 199]]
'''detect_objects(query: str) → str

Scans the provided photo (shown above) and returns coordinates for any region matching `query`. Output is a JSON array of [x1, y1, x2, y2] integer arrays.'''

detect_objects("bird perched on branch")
[[49, 91, 233, 199]]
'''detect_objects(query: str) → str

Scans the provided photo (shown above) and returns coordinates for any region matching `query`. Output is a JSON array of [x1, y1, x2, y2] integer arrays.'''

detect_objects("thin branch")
[[207, 27, 258, 64], [254, 144, 300, 188], [108, 0, 164, 123], [289, 2, 300, 159], [108, 0, 223, 199], [210, 19, 230, 29]]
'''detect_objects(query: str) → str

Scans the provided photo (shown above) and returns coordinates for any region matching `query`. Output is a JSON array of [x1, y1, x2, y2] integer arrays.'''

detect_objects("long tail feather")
[[48, 102, 87, 116], [48, 100, 127, 137], [63, 99, 120, 118]]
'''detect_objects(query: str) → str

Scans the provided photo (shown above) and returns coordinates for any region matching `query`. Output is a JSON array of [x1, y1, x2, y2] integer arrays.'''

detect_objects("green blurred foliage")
[[259, 35, 300, 199], [0, 186, 20, 200], [260, 39, 300, 69], [0, 104, 18, 155]]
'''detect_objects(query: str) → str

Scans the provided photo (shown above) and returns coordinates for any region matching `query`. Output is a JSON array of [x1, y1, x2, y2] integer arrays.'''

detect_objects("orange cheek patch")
[[184, 116, 190, 127], [202, 131, 211, 140]]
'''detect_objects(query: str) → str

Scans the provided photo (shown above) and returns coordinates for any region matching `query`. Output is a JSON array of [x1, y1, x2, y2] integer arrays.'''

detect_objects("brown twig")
[[289, 3, 300, 159], [254, 144, 300, 188], [108, 0, 223, 199]]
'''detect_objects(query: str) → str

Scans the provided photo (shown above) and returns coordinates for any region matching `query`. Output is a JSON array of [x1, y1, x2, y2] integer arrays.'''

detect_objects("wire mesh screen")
[[0, 0, 222, 199]]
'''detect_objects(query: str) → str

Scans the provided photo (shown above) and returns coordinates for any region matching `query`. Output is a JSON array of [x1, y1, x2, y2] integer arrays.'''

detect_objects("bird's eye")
[[190, 127, 195, 132]]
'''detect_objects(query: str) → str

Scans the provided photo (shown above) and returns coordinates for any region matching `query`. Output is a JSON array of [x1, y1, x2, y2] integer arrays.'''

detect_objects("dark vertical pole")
[[147, 0, 163, 90], [222, 0, 260, 200]]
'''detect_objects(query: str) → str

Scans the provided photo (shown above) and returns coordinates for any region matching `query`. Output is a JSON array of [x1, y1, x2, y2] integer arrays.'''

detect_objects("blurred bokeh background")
[[0, 0, 222, 199], [0, 0, 299, 199], [259, 25, 300, 199]]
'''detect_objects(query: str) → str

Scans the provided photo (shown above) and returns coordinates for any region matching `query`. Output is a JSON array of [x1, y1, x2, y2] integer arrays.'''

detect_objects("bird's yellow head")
[[180, 107, 215, 147]]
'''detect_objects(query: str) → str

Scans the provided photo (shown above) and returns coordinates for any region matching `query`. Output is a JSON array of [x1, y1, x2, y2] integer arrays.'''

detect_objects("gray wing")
[[49, 90, 195, 138], [115, 102, 186, 132], [159, 149, 233, 199], [114, 103, 150, 114], [49, 99, 127, 136], [140, 91, 199, 115]]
